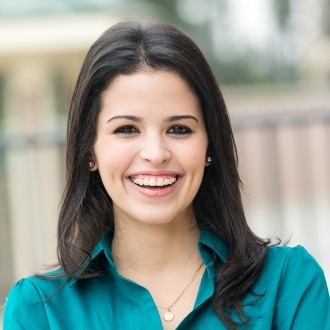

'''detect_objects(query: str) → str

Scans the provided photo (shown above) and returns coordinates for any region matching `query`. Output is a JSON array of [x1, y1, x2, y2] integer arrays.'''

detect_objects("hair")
[[58, 21, 270, 329]]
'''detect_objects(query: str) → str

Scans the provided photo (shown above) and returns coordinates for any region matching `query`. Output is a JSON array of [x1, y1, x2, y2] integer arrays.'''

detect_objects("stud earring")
[[205, 156, 212, 167], [88, 160, 95, 169]]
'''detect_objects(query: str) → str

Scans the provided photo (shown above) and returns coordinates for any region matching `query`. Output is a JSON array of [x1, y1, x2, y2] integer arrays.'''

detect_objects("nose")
[[139, 135, 171, 164]]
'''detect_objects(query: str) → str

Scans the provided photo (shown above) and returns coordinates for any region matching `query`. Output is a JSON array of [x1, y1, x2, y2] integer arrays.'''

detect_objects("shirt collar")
[[68, 228, 228, 286], [198, 228, 228, 262], [67, 232, 114, 287], [90, 229, 229, 264], [90, 231, 115, 265]]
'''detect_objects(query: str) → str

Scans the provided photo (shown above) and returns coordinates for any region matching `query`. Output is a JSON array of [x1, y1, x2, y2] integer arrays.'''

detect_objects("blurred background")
[[1, 0, 329, 324]]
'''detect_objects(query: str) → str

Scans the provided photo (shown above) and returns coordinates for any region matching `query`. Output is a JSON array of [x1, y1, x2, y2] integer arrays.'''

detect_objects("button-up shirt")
[[3, 230, 330, 329]]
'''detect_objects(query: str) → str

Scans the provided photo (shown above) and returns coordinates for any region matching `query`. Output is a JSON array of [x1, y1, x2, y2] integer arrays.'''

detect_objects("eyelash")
[[113, 124, 192, 135], [167, 125, 192, 135], [113, 125, 139, 134]]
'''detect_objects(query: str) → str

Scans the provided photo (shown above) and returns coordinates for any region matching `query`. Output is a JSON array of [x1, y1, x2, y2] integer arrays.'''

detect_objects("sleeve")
[[3, 278, 50, 330], [273, 246, 330, 329]]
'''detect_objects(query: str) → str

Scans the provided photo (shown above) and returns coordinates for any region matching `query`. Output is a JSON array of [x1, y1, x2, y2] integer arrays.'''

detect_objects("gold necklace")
[[155, 261, 204, 322]]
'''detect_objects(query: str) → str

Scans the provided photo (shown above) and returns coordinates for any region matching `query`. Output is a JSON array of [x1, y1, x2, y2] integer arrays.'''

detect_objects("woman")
[[3, 21, 330, 330]]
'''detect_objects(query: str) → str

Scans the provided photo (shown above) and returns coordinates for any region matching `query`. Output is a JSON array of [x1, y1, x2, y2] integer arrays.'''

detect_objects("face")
[[92, 70, 209, 228]]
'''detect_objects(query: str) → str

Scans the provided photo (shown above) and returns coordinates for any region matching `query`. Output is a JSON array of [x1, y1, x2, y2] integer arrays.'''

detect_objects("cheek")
[[94, 141, 134, 188], [185, 138, 208, 163], [177, 145, 207, 184], [94, 138, 121, 166]]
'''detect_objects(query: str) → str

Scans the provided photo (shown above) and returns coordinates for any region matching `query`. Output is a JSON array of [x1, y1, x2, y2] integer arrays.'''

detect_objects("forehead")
[[104, 69, 195, 97], [99, 70, 202, 119]]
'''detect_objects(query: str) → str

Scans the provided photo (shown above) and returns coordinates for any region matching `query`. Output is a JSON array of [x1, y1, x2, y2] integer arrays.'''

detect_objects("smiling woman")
[[3, 21, 330, 330], [92, 70, 208, 227]]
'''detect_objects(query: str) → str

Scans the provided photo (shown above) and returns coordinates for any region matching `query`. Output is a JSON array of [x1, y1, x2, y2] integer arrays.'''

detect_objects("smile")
[[130, 175, 178, 187]]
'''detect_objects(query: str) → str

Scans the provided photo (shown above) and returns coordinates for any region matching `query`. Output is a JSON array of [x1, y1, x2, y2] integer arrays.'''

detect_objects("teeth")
[[131, 176, 177, 187]]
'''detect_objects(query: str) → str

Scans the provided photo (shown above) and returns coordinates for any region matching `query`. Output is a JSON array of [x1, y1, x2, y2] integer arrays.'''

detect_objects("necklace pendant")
[[164, 311, 174, 322]]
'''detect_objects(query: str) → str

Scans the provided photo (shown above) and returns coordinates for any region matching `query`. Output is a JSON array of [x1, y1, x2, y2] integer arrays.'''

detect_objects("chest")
[[42, 270, 277, 330], [43, 272, 227, 330]]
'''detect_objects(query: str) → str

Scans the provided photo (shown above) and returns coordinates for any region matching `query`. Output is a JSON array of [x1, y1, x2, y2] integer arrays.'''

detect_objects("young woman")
[[4, 21, 330, 330]]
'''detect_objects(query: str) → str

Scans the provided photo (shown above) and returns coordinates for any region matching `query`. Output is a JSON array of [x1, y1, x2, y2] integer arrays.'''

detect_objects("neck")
[[112, 217, 201, 275]]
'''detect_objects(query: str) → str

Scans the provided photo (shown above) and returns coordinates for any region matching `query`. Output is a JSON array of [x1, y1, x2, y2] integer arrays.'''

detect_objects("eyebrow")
[[107, 115, 142, 123], [165, 115, 199, 123], [107, 115, 199, 123]]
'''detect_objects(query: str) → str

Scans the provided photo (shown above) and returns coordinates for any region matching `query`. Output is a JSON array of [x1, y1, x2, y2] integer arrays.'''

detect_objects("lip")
[[126, 170, 183, 198], [127, 170, 182, 177]]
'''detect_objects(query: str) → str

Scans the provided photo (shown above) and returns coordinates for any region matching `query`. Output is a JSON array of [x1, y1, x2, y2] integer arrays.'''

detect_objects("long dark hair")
[[58, 21, 270, 329]]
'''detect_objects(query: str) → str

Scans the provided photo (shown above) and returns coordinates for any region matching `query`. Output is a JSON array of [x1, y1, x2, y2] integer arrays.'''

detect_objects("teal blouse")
[[3, 230, 330, 329]]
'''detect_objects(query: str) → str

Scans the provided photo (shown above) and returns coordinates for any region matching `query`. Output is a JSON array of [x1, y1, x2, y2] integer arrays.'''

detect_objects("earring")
[[205, 156, 212, 167], [88, 160, 95, 169]]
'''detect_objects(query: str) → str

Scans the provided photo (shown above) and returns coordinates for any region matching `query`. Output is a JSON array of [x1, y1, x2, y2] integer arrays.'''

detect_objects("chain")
[[155, 261, 205, 311]]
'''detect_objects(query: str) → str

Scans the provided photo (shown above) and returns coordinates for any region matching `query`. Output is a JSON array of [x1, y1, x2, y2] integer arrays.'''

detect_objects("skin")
[[91, 69, 209, 329]]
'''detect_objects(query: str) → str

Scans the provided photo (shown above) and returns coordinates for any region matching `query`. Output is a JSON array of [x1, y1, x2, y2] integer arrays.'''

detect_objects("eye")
[[167, 125, 192, 135], [113, 125, 139, 134]]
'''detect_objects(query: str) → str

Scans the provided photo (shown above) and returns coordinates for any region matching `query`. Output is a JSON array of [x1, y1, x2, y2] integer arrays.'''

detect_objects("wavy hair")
[[58, 21, 270, 329]]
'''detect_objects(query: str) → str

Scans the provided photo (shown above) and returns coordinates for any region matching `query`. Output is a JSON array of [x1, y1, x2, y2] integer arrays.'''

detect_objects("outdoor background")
[[1, 0, 330, 324]]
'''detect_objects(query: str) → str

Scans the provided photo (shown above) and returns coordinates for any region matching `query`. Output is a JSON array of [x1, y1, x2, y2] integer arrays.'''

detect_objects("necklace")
[[155, 261, 204, 322]]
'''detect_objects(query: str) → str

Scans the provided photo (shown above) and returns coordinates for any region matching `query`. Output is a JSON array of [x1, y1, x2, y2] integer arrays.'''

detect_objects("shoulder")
[[265, 245, 326, 280], [262, 245, 328, 294], [3, 273, 69, 329], [258, 245, 330, 328], [6, 273, 66, 303], [266, 244, 317, 264], [3, 277, 50, 329], [4, 272, 68, 311]]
